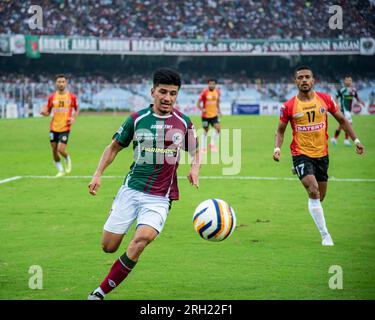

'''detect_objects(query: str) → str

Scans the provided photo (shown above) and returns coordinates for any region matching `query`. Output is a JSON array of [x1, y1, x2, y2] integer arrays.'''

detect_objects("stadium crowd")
[[0, 0, 374, 39], [1, 73, 374, 106]]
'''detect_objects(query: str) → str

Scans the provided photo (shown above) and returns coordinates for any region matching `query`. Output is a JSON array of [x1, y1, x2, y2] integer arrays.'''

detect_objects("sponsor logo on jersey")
[[296, 122, 325, 132], [303, 105, 316, 111], [142, 147, 176, 155], [53, 107, 69, 113], [320, 107, 326, 114], [292, 112, 304, 118], [151, 124, 173, 129]]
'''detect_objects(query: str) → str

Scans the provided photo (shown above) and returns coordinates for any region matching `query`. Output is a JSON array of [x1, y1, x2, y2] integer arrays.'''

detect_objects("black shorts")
[[292, 155, 329, 182], [50, 131, 70, 144], [202, 116, 219, 129]]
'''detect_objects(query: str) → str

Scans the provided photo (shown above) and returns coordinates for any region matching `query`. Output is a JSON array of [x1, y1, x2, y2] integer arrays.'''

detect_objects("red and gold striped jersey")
[[47, 91, 78, 132], [280, 91, 339, 158], [199, 88, 220, 118]]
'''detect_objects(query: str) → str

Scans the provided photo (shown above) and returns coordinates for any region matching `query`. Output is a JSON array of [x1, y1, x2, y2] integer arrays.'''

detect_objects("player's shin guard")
[[308, 198, 329, 237], [99, 253, 137, 294]]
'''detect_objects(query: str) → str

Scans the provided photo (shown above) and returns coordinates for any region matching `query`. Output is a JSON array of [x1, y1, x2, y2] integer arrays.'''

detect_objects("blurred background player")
[[273, 66, 365, 246], [87, 68, 200, 300], [40, 74, 79, 177], [331, 75, 365, 146], [197, 79, 221, 153]]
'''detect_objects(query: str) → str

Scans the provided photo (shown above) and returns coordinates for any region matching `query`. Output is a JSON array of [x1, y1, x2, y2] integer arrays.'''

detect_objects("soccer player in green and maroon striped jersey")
[[331, 75, 365, 146], [87, 68, 200, 300]]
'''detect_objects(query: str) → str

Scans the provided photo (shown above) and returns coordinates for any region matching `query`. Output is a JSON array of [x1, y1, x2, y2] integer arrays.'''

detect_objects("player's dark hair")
[[55, 74, 67, 81], [153, 68, 181, 89], [344, 74, 352, 79], [208, 79, 217, 83], [294, 66, 313, 78]]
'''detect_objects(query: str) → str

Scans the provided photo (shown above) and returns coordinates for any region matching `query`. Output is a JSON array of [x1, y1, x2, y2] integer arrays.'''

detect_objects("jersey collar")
[[149, 104, 173, 118]]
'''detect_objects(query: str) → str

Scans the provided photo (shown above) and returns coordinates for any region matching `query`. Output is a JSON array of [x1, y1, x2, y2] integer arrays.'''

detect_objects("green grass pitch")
[[0, 114, 374, 300]]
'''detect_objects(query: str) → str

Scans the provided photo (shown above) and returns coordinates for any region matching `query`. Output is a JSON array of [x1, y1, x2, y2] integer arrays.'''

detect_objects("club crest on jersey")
[[172, 132, 183, 146]]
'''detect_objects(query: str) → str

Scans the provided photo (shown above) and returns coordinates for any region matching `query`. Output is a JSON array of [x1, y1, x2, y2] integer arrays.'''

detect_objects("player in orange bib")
[[40, 74, 79, 177], [273, 66, 364, 246], [197, 79, 221, 153]]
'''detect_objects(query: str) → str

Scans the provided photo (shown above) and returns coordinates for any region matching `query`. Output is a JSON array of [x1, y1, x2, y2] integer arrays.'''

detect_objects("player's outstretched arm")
[[273, 122, 287, 161], [332, 110, 365, 155], [88, 140, 124, 195], [197, 98, 203, 111], [40, 105, 50, 116], [68, 109, 79, 125], [187, 148, 201, 189]]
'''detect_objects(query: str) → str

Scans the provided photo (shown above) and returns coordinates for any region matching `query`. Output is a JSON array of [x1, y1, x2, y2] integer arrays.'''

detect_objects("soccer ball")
[[192, 199, 236, 241]]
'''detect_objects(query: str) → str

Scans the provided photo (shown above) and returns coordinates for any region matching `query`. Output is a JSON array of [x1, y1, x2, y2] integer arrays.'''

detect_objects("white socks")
[[308, 198, 329, 237], [201, 132, 207, 148], [55, 161, 64, 172], [94, 287, 106, 297], [211, 129, 219, 147]]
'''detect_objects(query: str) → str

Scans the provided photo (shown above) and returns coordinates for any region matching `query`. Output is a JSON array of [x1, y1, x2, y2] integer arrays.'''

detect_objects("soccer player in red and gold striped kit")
[[40, 74, 79, 177], [197, 79, 221, 153], [273, 66, 364, 246]]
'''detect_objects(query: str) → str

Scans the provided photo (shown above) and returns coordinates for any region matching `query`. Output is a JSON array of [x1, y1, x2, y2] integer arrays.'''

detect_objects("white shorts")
[[344, 110, 352, 123], [103, 185, 170, 235]]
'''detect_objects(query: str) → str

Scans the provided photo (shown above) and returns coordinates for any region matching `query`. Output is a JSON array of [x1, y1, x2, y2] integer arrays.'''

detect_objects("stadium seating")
[[1, 0, 374, 39]]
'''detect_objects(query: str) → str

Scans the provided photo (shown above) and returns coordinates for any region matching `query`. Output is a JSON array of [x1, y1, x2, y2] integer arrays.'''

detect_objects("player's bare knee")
[[320, 193, 326, 202], [131, 236, 153, 251], [308, 186, 320, 199], [102, 243, 118, 253], [57, 146, 65, 155]]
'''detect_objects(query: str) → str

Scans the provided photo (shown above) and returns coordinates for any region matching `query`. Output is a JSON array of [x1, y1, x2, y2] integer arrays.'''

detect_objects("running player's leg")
[[293, 156, 331, 245], [201, 119, 209, 153], [126, 225, 159, 261], [343, 111, 353, 146], [57, 132, 72, 173], [50, 133, 64, 176], [89, 186, 141, 300], [210, 119, 221, 152], [318, 182, 327, 202], [101, 231, 125, 253], [315, 155, 333, 245]]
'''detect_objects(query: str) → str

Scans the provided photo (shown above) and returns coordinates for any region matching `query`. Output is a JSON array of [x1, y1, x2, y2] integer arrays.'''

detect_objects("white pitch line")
[[0, 176, 22, 184], [17, 175, 375, 182]]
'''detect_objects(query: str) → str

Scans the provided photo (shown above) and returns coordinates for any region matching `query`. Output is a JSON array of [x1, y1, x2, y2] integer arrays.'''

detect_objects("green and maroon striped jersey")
[[113, 105, 198, 200], [336, 86, 359, 112]]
